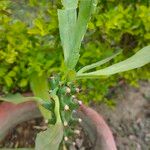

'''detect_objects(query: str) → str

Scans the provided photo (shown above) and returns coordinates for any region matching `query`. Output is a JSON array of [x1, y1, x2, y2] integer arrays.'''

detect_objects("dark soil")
[[0, 118, 45, 148], [0, 81, 150, 150]]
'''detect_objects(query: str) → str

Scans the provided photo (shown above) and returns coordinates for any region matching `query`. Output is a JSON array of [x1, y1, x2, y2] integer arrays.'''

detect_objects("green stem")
[[50, 93, 62, 124]]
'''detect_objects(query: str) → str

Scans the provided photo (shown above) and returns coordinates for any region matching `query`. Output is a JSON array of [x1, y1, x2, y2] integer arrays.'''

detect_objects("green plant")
[[0, 0, 60, 93], [78, 3, 150, 103], [0, 0, 150, 149], [0, 1, 150, 105]]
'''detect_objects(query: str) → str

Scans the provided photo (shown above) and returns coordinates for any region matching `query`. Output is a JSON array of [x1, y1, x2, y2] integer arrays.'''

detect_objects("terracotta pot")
[[78, 104, 117, 150], [0, 101, 117, 150], [0, 101, 41, 141]]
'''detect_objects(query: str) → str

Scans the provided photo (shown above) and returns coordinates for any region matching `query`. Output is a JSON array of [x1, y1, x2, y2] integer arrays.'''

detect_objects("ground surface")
[[92, 81, 150, 150], [0, 81, 150, 150]]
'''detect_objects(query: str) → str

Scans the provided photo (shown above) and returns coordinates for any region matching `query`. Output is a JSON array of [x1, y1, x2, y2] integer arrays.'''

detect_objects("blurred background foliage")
[[0, 0, 150, 104]]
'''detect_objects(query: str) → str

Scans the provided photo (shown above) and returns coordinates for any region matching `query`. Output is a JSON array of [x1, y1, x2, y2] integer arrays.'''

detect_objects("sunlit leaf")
[[58, 8, 77, 64], [58, 0, 98, 70], [78, 50, 122, 74], [35, 94, 63, 150], [77, 45, 150, 78], [27, 28, 40, 35], [67, 0, 98, 70]]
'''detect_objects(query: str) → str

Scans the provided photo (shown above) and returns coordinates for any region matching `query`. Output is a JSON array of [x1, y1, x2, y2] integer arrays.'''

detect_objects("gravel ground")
[[92, 81, 150, 150]]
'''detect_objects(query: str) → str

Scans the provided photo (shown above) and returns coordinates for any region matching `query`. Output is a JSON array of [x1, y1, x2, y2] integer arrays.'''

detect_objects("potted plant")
[[0, 0, 150, 149]]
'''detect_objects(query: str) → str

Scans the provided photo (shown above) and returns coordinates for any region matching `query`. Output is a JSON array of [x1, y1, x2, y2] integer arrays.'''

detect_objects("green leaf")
[[0, 93, 52, 120], [19, 78, 28, 87], [27, 28, 40, 35], [58, 8, 77, 64], [30, 73, 52, 120], [35, 94, 63, 150], [77, 45, 150, 78], [30, 73, 49, 101], [0, 94, 53, 117], [58, 0, 98, 70], [4, 76, 13, 87], [77, 50, 122, 74], [0, 93, 44, 104], [61, 0, 78, 9], [67, 0, 98, 70], [35, 124, 63, 150]]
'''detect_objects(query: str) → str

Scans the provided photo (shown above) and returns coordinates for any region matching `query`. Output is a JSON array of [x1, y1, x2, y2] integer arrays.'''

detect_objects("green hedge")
[[0, 0, 150, 103]]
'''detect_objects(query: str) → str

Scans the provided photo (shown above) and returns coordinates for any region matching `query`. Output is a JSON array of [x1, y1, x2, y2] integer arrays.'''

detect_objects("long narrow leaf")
[[77, 45, 150, 78], [0, 93, 44, 104], [58, 0, 78, 64], [77, 50, 122, 74], [0, 93, 52, 120], [58, 9, 77, 63], [67, 0, 98, 69]]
